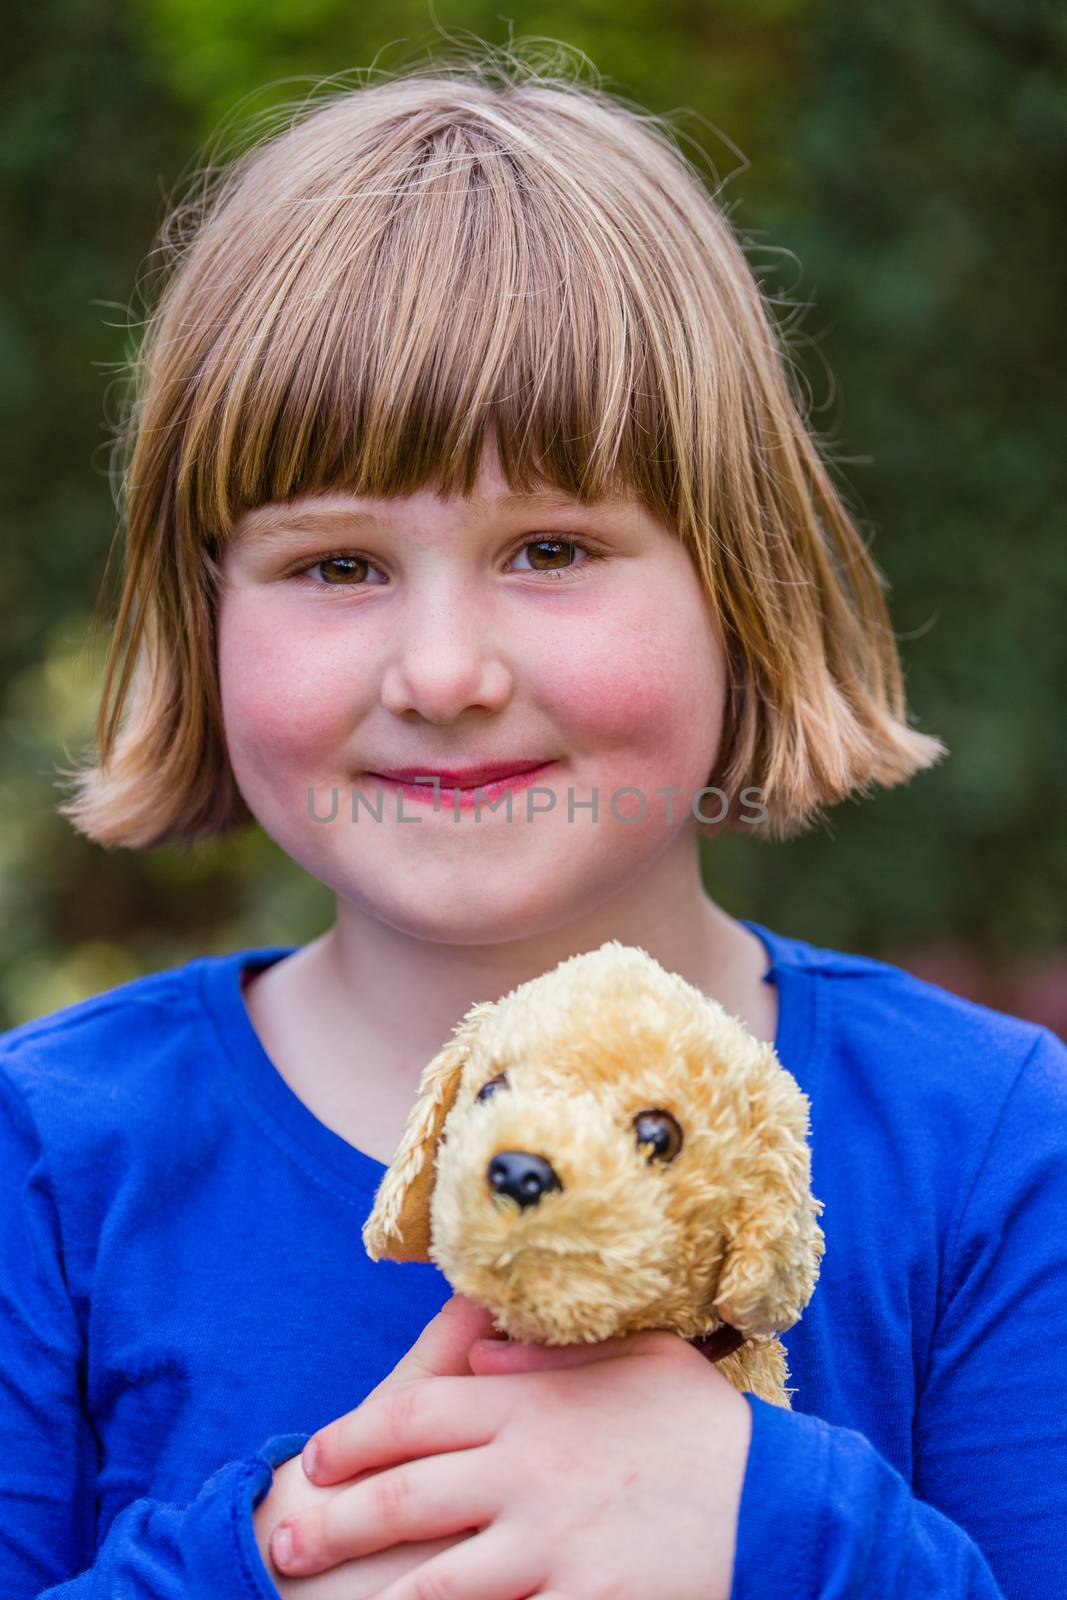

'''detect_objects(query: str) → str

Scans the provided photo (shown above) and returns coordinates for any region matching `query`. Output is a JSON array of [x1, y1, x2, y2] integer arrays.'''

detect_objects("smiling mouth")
[[369, 764, 553, 791], [364, 764, 557, 806]]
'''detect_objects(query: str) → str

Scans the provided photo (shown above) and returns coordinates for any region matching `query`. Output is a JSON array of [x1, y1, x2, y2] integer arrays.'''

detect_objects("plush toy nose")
[[487, 1150, 562, 1209]]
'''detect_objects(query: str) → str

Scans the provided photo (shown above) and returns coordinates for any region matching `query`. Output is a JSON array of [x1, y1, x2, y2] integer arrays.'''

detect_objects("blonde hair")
[[56, 41, 945, 850]]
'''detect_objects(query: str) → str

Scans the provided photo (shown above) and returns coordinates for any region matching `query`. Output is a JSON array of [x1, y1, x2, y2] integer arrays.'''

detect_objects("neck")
[[292, 824, 773, 1076]]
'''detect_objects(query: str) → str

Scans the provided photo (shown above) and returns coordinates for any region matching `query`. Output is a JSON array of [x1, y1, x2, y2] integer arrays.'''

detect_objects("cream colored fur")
[[363, 941, 825, 1408]]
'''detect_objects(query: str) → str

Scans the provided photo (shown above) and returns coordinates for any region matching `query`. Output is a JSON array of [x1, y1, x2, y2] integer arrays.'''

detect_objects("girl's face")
[[217, 440, 728, 943]]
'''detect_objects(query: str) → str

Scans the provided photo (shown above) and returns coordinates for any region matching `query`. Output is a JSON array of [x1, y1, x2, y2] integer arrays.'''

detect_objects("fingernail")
[[271, 1524, 294, 1569], [302, 1439, 319, 1480]]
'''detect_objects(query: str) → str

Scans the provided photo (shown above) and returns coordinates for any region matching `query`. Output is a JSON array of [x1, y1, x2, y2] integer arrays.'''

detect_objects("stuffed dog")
[[363, 940, 824, 1408]]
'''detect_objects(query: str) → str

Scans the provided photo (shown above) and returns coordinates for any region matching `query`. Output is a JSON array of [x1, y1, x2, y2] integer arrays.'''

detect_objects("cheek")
[[541, 584, 725, 775], [216, 595, 357, 778]]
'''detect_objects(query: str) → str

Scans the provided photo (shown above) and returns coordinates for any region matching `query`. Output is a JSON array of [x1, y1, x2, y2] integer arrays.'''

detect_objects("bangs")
[[167, 92, 711, 547]]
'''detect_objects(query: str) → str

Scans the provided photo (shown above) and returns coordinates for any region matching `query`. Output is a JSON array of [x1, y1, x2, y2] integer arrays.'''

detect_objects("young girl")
[[2, 44, 1063, 1600]]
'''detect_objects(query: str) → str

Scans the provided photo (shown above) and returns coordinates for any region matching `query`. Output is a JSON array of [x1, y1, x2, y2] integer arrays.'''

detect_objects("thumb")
[[370, 1294, 504, 1394]]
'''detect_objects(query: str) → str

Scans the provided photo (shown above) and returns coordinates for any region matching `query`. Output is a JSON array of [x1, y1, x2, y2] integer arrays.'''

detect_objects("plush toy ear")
[[362, 1001, 498, 1264], [711, 1069, 826, 1340]]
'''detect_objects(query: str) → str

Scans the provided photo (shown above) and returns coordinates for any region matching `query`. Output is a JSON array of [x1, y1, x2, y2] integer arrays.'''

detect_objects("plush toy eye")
[[476, 1073, 509, 1103], [633, 1109, 684, 1164]]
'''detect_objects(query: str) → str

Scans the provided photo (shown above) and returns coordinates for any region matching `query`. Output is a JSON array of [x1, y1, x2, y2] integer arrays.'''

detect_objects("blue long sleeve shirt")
[[1, 920, 1065, 1598]]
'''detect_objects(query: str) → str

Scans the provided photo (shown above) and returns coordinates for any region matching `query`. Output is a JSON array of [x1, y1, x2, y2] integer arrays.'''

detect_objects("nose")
[[487, 1150, 563, 1210], [380, 587, 513, 723]]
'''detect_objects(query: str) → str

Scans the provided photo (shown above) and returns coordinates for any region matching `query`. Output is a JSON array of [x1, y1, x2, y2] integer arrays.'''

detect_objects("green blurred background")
[[3, 0, 1065, 1036]]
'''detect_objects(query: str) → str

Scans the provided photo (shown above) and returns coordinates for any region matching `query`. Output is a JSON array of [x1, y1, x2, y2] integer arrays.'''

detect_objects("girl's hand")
[[267, 1308, 753, 1600]]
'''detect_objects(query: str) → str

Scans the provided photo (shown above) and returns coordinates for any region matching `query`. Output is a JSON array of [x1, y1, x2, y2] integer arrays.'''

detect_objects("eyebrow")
[[233, 490, 623, 547]]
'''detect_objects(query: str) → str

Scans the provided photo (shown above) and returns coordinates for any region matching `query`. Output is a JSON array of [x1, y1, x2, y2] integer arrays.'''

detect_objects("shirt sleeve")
[[730, 1024, 1067, 1600], [0, 1058, 309, 1598]]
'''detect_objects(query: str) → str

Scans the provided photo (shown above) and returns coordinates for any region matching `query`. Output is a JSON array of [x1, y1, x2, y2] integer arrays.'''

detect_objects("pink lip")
[[370, 763, 551, 788], [365, 762, 556, 810]]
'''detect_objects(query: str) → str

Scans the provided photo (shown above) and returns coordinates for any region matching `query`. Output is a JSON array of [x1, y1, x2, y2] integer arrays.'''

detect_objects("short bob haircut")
[[56, 43, 945, 851]]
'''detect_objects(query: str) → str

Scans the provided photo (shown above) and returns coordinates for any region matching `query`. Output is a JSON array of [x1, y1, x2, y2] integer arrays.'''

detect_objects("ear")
[[711, 1067, 826, 1339], [362, 1001, 497, 1264]]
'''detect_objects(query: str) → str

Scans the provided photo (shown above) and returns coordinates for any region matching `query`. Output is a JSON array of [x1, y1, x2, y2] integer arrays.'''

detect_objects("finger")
[[270, 1445, 500, 1577], [287, 1531, 480, 1600], [361, 1524, 543, 1600], [373, 1293, 502, 1389], [305, 1371, 507, 1487], [466, 1327, 675, 1374], [302, 1294, 501, 1483]]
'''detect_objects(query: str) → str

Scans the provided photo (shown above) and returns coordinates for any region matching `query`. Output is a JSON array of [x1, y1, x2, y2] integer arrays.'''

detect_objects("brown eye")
[[476, 1073, 509, 1103], [523, 539, 576, 571], [633, 1109, 683, 1164], [317, 555, 370, 585]]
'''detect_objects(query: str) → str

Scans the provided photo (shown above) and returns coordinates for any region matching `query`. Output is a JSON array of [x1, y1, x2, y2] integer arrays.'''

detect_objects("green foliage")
[[3, 0, 1064, 1030]]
